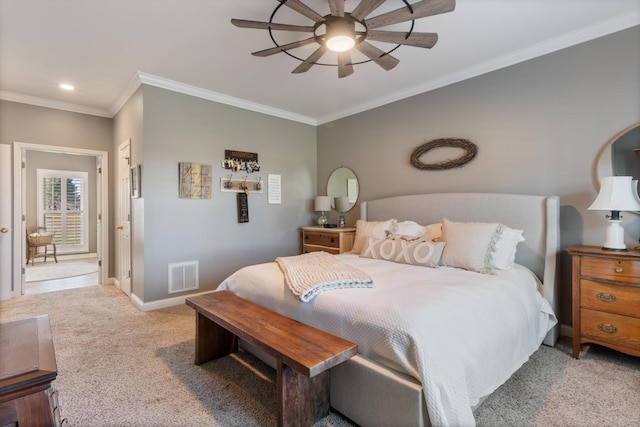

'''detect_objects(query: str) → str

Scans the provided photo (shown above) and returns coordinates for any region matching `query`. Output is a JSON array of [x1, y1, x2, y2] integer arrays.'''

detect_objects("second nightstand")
[[300, 226, 356, 255], [567, 245, 640, 359]]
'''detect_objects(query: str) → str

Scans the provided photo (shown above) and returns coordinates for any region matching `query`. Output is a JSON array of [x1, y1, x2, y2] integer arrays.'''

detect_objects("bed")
[[217, 193, 560, 427]]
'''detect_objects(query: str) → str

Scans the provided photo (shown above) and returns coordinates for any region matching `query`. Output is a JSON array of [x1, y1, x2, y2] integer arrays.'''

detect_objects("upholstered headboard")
[[361, 193, 560, 345]]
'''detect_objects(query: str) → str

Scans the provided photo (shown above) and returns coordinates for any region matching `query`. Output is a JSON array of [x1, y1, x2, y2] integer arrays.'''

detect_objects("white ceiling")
[[1, 0, 638, 125]]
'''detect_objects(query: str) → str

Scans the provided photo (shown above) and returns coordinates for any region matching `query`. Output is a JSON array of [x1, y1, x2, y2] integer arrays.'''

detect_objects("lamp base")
[[602, 219, 628, 251], [317, 212, 328, 225]]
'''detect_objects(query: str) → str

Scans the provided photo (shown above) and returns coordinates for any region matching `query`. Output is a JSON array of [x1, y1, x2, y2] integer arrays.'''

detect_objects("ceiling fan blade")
[[356, 41, 399, 71], [350, 0, 386, 20], [328, 0, 345, 17], [292, 46, 329, 74], [337, 52, 354, 78], [366, 30, 438, 48], [252, 36, 318, 57], [366, 0, 456, 30], [231, 19, 315, 33], [278, 0, 326, 23]]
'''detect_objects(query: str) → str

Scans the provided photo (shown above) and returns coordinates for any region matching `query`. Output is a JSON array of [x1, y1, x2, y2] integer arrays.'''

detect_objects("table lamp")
[[314, 196, 331, 225], [588, 176, 640, 251]]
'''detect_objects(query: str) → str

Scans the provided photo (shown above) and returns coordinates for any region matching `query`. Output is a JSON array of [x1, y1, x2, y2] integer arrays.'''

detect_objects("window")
[[37, 169, 88, 253]]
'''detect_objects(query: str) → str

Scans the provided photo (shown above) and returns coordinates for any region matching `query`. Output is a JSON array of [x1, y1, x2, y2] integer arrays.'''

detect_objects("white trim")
[[560, 324, 573, 338], [137, 72, 317, 126], [0, 90, 111, 118], [130, 290, 212, 312], [109, 72, 143, 118]]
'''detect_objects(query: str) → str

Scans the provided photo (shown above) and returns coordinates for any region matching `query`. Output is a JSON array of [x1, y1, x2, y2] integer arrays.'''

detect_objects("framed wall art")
[[131, 164, 141, 198]]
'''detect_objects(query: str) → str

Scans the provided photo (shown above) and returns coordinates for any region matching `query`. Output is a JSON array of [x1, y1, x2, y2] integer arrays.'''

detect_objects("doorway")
[[11, 142, 109, 298]]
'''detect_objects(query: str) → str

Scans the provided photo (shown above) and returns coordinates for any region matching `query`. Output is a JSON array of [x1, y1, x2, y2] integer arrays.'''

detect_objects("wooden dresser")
[[0, 315, 63, 426], [301, 226, 356, 255], [567, 245, 640, 359]]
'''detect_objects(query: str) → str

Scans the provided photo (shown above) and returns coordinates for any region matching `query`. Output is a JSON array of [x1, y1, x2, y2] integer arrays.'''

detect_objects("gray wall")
[[135, 85, 317, 302], [317, 27, 640, 325], [25, 150, 98, 253]]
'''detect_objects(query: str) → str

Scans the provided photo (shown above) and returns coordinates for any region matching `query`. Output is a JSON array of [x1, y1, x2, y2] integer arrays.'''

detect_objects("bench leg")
[[276, 359, 330, 427], [194, 312, 237, 365]]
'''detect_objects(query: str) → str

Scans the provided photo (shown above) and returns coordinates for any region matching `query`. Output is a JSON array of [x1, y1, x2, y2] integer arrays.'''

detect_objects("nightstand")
[[567, 245, 640, 359], [300, 226, 356, 255]]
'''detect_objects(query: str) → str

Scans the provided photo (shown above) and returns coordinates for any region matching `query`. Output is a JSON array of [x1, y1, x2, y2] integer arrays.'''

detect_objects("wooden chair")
[[26, 226, 58, 265]]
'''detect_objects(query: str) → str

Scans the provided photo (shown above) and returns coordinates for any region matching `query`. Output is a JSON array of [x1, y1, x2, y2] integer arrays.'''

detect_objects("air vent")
[[168, 261, 199, 294]]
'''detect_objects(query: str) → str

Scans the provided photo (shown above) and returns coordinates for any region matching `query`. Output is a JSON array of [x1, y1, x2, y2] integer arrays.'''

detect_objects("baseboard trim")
[[130, 290, 213, 312], [560, 323, 573, 338]]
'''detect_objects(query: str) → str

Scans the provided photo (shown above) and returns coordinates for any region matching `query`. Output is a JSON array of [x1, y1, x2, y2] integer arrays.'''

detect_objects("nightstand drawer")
[[580, 279, 640, 317], [581, 256, 640, 283], [303, 231, 340, 249], [581, 308, 640, 351], [303, 245, 340, 255]]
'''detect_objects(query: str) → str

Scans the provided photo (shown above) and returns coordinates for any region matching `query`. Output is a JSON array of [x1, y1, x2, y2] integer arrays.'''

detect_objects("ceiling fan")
[[231, 0, 456, 78]]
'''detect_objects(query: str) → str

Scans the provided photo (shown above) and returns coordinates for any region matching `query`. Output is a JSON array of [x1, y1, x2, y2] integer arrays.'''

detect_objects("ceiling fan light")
[[324, 17, 356, 52], [326, 35, 355, 52]]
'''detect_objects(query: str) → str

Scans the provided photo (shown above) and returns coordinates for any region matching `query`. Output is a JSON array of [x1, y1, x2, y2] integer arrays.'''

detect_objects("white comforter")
[[218, 253, 557, 427]]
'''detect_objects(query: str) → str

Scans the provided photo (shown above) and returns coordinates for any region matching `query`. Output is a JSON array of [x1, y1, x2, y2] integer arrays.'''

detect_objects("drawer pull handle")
[[330, 237, 335, 243], [598, 323, 618, 334], [596, 292, 617, 303], [615, 267, 623, 273]]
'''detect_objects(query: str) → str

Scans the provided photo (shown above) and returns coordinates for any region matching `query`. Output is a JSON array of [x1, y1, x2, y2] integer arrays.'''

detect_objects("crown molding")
[[109, 72, 144, 118], [0, 90, 111, 118], [136, 72, 317, 126], [316, 13, 640, 125]]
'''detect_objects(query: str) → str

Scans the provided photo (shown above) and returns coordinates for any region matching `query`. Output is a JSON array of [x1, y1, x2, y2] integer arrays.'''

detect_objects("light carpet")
[[0, 285, 638, 427], [25, 258, 98, 282]]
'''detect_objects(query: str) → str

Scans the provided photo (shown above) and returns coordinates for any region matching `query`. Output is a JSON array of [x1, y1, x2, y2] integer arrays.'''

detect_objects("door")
[[117, 140, 132, 295], [0, 144, 11, 300]]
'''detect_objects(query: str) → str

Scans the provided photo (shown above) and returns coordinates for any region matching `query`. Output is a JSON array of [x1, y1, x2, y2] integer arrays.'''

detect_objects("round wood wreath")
[[410, 138, 478, 170]]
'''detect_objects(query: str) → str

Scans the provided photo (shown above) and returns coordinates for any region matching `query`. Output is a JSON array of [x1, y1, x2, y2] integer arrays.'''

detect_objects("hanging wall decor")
[[179, 162, 212, 199], [221, 149, 260, 173], [410, 138, 478, 170]]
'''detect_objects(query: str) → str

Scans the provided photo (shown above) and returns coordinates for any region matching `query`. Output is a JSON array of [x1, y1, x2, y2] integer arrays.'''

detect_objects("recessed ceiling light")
[[59, 83, 75, 91]]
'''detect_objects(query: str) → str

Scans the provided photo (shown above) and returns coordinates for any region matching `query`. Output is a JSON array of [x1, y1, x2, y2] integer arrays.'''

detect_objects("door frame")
[[12, 142, 109, 297]]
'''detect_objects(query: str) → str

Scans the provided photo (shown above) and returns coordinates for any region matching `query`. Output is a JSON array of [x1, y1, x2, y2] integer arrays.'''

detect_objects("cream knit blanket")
[[275, 251, 374, 302]]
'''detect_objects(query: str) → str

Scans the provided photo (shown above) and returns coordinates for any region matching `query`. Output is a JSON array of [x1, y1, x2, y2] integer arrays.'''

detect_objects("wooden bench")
[[185, 291, 358, 427]]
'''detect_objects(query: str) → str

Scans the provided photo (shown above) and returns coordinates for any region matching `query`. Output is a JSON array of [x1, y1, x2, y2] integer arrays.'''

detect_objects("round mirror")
[[326, 167, 359, 213], [595, 122, 640, 188]]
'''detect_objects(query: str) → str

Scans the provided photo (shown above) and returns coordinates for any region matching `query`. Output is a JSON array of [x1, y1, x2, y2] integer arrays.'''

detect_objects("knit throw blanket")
[[275, 251, 374, 302]]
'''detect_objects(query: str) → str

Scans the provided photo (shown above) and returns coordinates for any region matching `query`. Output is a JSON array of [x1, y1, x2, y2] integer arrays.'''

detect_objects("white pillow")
[[440, 219, 501, 274], [395, 220, 425, 237], [352, 219, 397, 254], [360, 235, 445, 268], [492, 226, 525, 270]]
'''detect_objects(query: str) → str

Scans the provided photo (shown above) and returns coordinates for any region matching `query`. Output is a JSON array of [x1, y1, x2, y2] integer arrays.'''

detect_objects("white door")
[[117, 140, 132, 295], [0, 144, 11, 300]]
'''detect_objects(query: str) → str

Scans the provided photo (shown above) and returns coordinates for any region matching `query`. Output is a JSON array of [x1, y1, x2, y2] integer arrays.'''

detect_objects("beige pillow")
[[360, 235, 445, 267], [422, 222, 442, 242], [352, 219, 397, 254], [440, 219, 501, 273]]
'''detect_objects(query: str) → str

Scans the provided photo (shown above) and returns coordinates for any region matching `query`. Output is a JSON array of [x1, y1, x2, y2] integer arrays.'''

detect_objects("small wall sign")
[[237, 192, 249, 223]]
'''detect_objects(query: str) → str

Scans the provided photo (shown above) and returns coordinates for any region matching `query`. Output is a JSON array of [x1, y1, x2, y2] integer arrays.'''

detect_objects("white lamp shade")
[[314, 196, 331, 212], [589, 176, 640, 211]]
